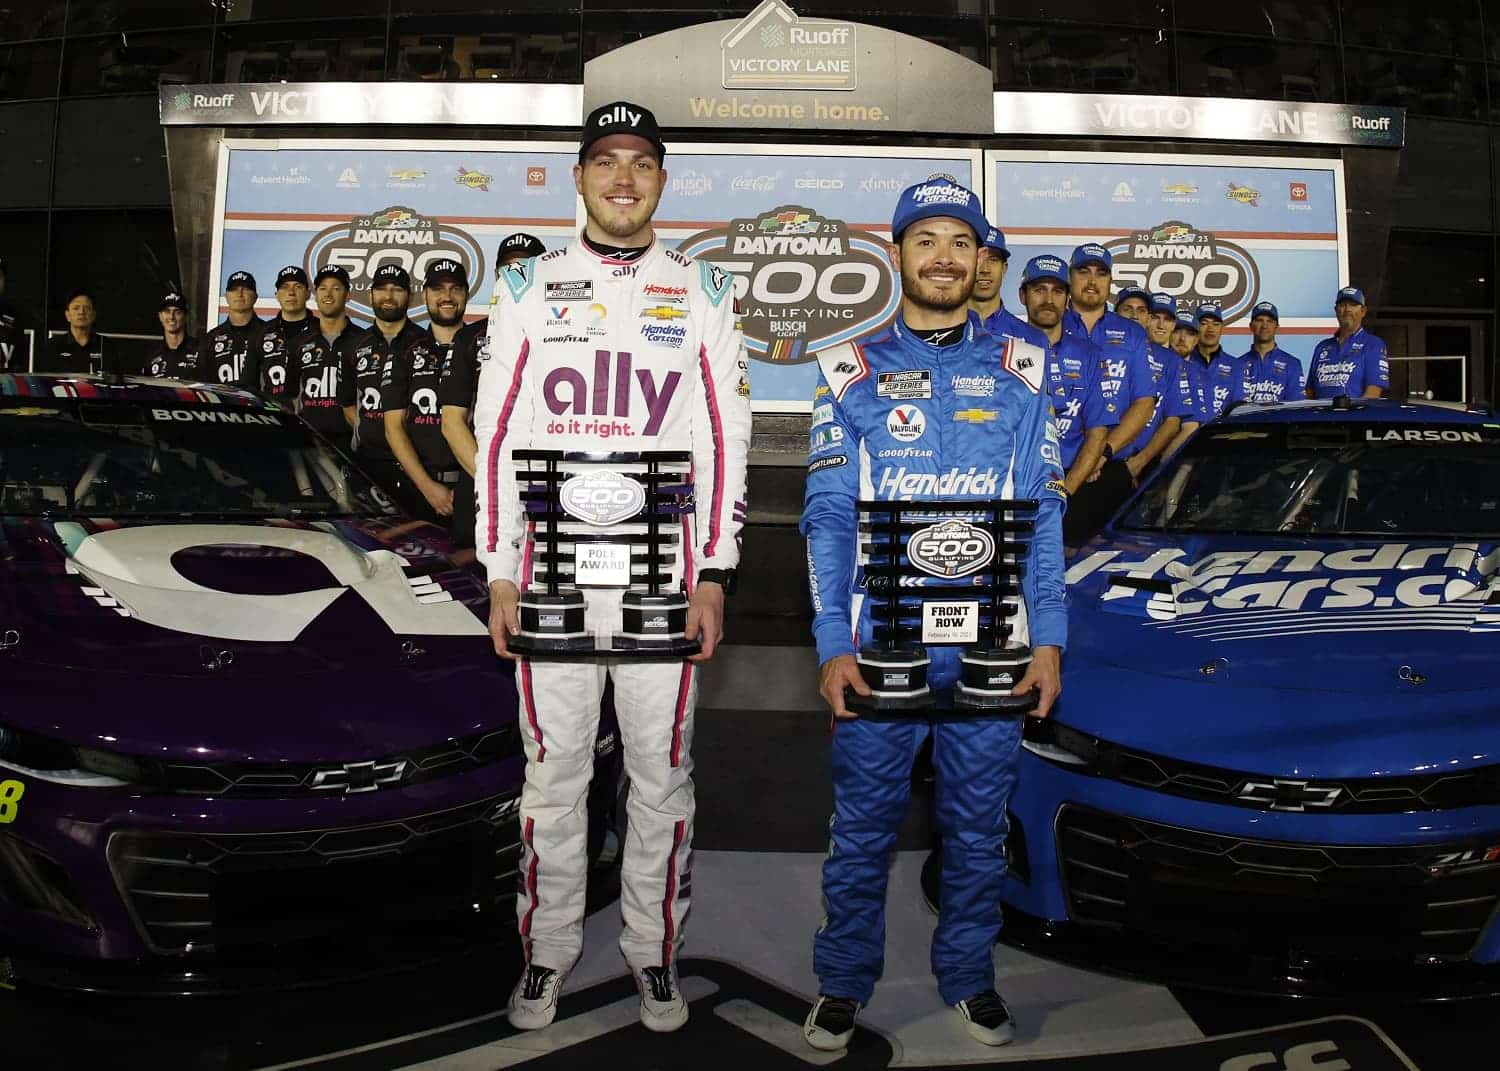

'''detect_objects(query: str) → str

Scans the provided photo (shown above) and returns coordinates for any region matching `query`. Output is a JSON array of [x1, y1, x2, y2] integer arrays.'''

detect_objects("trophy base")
[[510, 591, 591, 657], [954, 643, 1036, 715], [846, 646, 932, 718]]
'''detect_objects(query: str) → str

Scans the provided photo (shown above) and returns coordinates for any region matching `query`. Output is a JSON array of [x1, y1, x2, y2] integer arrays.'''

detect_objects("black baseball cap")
[[579, 100, 666, 164], [159, 292, 186, 312], [276, 265, 310, 289], [225, 270, 257, 293], [370, 263, 411, 290], [424, 258, 469, 289], [496, 232, 546, 267], [313, 264, 351, 288]]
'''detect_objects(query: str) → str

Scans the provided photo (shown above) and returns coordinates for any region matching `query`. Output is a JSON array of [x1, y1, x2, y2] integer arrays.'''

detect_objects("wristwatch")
[[697, 568, 738, 595], [1101, 442, 1115, 461]]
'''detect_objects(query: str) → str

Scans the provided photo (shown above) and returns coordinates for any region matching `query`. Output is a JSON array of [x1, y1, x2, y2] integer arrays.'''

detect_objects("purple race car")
[[0, 375, 622, 993]]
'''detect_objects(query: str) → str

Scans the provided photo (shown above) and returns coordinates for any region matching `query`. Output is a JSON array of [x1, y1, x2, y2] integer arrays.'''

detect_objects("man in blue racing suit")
[[799, 178, 1067, 1053]]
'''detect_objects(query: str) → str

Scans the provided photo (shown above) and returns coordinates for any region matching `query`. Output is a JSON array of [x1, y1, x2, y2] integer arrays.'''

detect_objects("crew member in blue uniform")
[[1239, 301, 1303, 403], [1062, 244, 1156, 457], [1123, 291, 1191, 482], [1113, 284, 1150, 326], [1306, 286, 1388, 398], [971, 226, 1047, 350]]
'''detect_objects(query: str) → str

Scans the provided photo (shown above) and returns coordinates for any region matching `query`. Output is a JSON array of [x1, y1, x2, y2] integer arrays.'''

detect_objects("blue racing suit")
[[1306, 327, 1389, 398], [983, 304, 1049, 351], [1063, 307, 1154, 459], [800, 312, 1067, 1006]]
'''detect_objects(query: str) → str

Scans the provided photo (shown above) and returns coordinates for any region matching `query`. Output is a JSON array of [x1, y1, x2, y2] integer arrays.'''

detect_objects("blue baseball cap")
[[1195, 301, 1224, 324], [1174, 311, 1199, 332], [1148, 292, 1176, 316], [1115, 285, 1149, 310], [1335, 286, 1365, 306], [891, 178, 988, 243], [1069, 243, 1112, 271], [1021, 254, 1069, 287], [982, 226, 1010, 260], [1250, 301, 1279, 321]]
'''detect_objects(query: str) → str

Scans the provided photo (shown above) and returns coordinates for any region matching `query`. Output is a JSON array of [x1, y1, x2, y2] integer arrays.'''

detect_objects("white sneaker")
[[507, 964, 566, 1030], [953, 989, 1015, 1046], [636, 964, 689, 1032], [803, 994, 861, 1052]]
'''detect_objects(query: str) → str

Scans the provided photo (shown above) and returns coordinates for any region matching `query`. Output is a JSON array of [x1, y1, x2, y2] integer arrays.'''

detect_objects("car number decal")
[[0, 780, 24, 824]]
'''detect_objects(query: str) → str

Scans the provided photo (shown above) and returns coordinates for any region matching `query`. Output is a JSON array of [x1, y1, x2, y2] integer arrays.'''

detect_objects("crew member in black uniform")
[[241, 265, 316, 404], [43, 289, 108, 373], [0, 257, 27, 373], [203, 270, 263, 385], [351, 264, 426, 511], [439, 233, 544, 548], [144, 292, 201, 378], [295, 264, 362, 449]]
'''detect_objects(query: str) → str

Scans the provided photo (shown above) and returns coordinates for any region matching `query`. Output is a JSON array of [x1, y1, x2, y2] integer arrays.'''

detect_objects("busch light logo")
[[907, 520, 995, 579], [303, 205, 482, 324], [559, 470, 646, 526], [679, 204, 897, 364], [1105, 221, 1260, 323]]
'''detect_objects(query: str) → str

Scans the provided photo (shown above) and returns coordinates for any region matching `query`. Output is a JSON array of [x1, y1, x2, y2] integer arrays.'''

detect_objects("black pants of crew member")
[[450, 473, 476, 550], [359, 455, 474, 545], [1063, 457, 1136, 547]]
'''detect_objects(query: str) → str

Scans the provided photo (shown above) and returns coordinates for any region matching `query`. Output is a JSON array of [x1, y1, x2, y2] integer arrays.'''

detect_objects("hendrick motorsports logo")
[[1105, 220, 1260, 324], [303, 205, 483, 322], [721, 0, 856, 92], [678, 204, 897, 364]]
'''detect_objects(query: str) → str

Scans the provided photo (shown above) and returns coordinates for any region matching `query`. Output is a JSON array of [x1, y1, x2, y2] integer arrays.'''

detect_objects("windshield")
[[0, 399, 395, 519], [1120, 420, 1500, 537]]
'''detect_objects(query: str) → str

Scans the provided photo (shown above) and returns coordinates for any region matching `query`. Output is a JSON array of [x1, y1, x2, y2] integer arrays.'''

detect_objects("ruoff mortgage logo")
[[678, 204, 898, 364], [302, 206, 483, 321], [1105, 220, 1261, 324], [721, 0, 857, 92]]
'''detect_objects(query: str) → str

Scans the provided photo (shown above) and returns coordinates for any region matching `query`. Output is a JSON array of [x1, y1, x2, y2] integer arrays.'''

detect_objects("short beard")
[[902, 273, 973, 314], [427, 305, 465, 329], [374, 303, 408, 324], [586, 194, 657, 241]]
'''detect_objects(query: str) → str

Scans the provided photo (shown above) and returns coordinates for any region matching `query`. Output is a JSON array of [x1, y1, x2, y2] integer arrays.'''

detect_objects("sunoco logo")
[[1105, 220, 1260, 324], [559, 471, 646, 526], [907, 520, 995, 579], [303, 205, 482, 323], [679, 204, 897, 364]]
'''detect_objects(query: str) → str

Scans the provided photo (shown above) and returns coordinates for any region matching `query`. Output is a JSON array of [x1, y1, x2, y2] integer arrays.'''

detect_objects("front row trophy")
[[506, 450, 701, 659], [846, 497, 1040, 718]]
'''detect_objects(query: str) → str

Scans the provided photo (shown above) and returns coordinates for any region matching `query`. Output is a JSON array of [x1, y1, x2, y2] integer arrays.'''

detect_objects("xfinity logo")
[[310, 759, 408, 794], [1235, 778, 1343, 813]]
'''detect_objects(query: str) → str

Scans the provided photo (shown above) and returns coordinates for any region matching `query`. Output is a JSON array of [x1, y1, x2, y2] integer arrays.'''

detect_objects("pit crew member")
[[1113, 285, 1150, 325], [350, 264, 425, 508], [971, 226, 1047, 350], [144, 292, 200, 379], [1306, 285, 1388, 399], [241, 265, 316, 404], [203, 270, 263, 385], [1239, 301, 1304, 404], [42, 288, 108, 374], [293, 264, 361, 447]]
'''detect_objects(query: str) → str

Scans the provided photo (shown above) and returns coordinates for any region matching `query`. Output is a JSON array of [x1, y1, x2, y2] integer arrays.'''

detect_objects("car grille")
[[1056, 804, 1500, 961], [158, 727, 521, 797], [106, 794, 522, 956]]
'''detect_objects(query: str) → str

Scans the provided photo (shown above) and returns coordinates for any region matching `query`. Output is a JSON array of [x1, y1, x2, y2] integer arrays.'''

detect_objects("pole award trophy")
[[507, 449, 701, 659], [846, 497, 1039, 717]]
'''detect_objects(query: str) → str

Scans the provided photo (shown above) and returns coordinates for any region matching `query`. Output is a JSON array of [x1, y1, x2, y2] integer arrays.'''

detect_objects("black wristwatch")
[[1101, 442, 1115, 461], [697, 568, 737, 595]]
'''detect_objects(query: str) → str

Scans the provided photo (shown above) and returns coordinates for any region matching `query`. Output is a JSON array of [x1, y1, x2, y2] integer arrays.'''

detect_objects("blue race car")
[[1003, 398, 1500, 997]]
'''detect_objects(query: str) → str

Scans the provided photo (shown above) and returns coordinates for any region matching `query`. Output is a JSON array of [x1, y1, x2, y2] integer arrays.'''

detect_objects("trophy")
[[846, 497, 1039, 718], [508, 450, 701, 659]]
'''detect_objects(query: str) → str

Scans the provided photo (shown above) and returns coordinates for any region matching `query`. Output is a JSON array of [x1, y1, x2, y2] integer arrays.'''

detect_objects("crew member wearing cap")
[[204, 270, 264, 385], [293, 264, 362, 446], [241, 265, 316, 403], [1189, 302, 1244, 415], [1113, 286, 1150, 326], [1122, 292, 1193, 481], [43, 288, 108, 374], [478, 100, 749, 1037], [0, 256, 25, 373], [969, 227, 1046, 350], [351, 264, 426, 509], [1306, 286, 1388, 399], [495, 231, 546, 279], [1166, 311, 1213, 455], [380, 258, 472, 532], [144, 292, 200, 379], [1239, 302, 1303, 404], [802, 179, 1063, 1053]]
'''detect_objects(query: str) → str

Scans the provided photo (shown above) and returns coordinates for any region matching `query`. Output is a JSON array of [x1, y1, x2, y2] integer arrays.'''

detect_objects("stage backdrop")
[[210, 139, 979, 413], [986, 150, 1349, 364]]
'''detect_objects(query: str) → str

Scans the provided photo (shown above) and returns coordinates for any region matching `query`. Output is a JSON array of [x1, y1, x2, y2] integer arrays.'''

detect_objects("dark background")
[[0, 0, 1496, 392]]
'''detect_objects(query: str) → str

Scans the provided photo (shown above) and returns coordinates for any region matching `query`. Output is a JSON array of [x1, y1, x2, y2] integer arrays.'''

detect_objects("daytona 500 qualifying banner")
[[987, 150, 1349, 364]]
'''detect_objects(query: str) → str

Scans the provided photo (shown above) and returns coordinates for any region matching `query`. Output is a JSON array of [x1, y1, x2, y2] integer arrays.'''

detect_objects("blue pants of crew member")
[[814, 713, 1023, 1006]]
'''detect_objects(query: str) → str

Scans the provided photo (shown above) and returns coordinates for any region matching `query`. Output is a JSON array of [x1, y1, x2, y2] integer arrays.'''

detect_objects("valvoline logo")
[[886, 406, 926, 443]]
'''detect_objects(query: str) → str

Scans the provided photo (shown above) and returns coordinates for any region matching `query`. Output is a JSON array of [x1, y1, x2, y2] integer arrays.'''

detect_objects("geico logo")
[[412, 387, 438, 415], [360, 386, 381, 411], [714, 260, 881, 306], [794, 178, 845, 190]]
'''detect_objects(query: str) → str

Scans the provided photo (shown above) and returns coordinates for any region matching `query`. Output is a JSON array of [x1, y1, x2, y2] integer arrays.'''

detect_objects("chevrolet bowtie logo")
[[310, 759, 408, 794], [642, 305, 687, 320], [1235, 778, 1343, 812], [954, 408, 998, 423]]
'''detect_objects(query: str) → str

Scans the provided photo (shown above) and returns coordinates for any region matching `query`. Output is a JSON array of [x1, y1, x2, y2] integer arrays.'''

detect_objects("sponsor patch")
[[546, 279, 592, 302], [952, 374, 995, 397], [808, 454, 847, 474], [954, 408, 997, 423], [811, 403, 834, 427], [877, 369, 932, 400], [641, 323, 687, 348], [886, 406, 926, 443]]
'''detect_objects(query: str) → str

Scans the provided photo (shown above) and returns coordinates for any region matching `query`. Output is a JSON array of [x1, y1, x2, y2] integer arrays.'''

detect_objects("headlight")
[[0, 723, 151, 788], [1021, 718, 1099, 770]]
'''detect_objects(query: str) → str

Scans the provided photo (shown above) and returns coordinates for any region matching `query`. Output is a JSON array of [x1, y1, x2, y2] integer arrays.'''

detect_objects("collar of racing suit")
[[888, 309, 982, 357], [577, 233, 660, 271]]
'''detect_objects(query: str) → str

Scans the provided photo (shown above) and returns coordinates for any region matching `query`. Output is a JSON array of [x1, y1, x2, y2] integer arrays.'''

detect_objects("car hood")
[[1058, 531, 1500, 776]]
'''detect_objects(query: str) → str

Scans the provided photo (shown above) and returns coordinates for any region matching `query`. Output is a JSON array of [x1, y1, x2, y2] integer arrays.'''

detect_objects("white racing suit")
[[474, 238, 752, 971]]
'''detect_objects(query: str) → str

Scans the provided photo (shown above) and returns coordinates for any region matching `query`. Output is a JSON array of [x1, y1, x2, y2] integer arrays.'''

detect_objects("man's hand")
[[1124, 452, 1147, 482], [488, 579, 521, 659], [1013, 645, 1062, 719], [422, 482, 455, 517], [819, 654, 870, 720], [685, 581, 725, 663]]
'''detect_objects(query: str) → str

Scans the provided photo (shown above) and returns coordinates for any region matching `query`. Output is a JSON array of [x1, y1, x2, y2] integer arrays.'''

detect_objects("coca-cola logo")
[[730, 175, 776, 192], [303, 205, 483, 323], [678, 204, 898, 364], [1105, 220, 1260, 323], [907, 520, 995, 579], [559, 470, 646, 526]]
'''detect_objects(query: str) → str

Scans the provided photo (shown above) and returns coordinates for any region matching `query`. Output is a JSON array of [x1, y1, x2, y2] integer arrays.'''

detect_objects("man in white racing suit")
[[474, 100, 752, 1034]]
